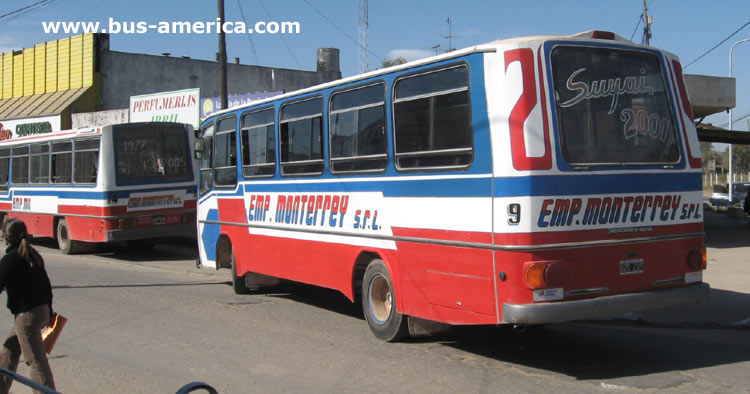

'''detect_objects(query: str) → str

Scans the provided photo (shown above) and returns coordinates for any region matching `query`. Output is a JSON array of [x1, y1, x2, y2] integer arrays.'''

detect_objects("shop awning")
[[0, 87, 91, 120]]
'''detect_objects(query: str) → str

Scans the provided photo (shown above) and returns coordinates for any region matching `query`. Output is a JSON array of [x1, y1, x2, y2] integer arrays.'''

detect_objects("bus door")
[[196, 122, 218, 268]]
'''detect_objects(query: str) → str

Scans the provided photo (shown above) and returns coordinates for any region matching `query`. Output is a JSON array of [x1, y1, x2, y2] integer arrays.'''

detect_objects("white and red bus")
[[0, 122, 197, 253], [195, 31, 708, 341]]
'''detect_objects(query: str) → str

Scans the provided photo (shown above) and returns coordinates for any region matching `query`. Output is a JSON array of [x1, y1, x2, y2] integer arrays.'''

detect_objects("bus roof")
[[203, 30, 637, 122]]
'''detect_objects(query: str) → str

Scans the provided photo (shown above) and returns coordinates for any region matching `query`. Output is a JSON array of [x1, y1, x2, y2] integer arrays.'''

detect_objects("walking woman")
[[0, 218, 55, 393]]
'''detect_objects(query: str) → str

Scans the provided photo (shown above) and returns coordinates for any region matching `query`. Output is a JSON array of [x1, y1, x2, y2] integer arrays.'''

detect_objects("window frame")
[[11, 145, 29, 185], [51, 141, 73, 185], [0, 148, 10, 191], [328, 82, 388, 174], [73, 137, 101, 186], [279, 96, 325, 177], [29, 143, 50, 185], [212, 116, 239, 188], [240, 107, 276, 179], [199, 122, 215, 196], [392, 63, 474, 172]]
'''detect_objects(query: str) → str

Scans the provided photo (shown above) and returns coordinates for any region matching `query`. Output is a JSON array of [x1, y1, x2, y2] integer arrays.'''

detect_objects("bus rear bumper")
[[501, 283, 710, 325]]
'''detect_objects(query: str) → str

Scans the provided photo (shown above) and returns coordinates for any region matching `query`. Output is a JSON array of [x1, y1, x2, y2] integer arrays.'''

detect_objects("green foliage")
[[380, 57, 407, 68]]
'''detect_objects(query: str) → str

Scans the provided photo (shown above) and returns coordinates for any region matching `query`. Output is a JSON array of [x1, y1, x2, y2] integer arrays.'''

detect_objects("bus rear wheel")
[[56, 219, 81, 254], [231, 250, 250, 294], [362, 259, 409, 342]]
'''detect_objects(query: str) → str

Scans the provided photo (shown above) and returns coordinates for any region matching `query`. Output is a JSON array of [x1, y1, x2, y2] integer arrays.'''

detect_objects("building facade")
[[0, 33, 341, 136]]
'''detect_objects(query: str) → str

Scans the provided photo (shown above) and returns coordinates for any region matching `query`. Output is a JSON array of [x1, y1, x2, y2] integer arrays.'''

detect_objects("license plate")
[[619, 258, 644, 275], [152, 216, 166, 225]]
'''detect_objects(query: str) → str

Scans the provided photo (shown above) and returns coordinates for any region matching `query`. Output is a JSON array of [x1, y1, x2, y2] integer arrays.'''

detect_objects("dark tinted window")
[[393, 65, 473, 170], [280, 98, 324, 176], [330, 84, 387, 173], [551, 46, 679, 165], [114, 124, 191, 184]]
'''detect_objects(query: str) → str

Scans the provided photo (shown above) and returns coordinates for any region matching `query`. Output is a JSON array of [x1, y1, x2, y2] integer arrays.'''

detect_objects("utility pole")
[[217, 0, 228, 110], [358, 0, 369, 73], [642, 0, 652, 46]]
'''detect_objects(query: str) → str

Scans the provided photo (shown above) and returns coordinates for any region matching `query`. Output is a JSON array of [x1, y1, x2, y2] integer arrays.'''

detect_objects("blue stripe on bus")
[[218, 172, 700, 199], [0, 186, 196, 201]]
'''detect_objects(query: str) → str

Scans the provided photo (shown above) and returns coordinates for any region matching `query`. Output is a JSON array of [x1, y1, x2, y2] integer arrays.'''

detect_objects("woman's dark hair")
[[2, 218, 43, 268]]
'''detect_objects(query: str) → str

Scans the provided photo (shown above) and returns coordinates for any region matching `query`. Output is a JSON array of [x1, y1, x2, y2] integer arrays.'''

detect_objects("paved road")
[[0, 210, 748, 393]]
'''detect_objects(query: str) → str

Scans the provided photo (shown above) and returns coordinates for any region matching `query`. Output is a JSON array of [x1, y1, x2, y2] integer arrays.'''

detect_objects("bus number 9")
[[508, 203, 521, 225]]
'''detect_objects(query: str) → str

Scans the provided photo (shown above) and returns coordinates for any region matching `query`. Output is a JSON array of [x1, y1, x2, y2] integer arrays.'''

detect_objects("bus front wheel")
[[56, 219, 81, 254], [362, 259, 409, 342]]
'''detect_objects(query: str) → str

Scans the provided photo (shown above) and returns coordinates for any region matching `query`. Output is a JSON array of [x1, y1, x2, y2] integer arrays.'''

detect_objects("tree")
[[380, 57, 407, 68], [701, 142, 721, 172]]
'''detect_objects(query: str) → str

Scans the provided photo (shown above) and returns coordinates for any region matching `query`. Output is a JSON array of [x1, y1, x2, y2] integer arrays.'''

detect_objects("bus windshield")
[[114, 123, 192, 184], [551, 45, 680, 166]]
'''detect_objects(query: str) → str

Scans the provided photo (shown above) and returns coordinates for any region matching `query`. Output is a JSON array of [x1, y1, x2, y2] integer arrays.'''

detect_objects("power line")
[[0, 0, 62, 24], [257, 0, 302, 69], [629, 14, 642, 42], [301, 0, 382, 63], [684, 18, 750, 69], [0, 0, 49, 20], [236, 0, 259, 64]]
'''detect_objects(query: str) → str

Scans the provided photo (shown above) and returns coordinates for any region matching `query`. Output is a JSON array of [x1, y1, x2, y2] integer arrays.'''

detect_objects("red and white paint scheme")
[[0, 122, 197, 253], [196, 31, 707, 341]]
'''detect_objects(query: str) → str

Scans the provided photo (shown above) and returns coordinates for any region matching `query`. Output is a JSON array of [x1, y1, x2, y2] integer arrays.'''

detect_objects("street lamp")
[[728, 38, 750, 204]]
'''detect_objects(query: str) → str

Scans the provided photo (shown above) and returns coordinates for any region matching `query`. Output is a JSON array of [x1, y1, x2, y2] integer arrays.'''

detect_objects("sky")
[[1, 0, 750, 133]]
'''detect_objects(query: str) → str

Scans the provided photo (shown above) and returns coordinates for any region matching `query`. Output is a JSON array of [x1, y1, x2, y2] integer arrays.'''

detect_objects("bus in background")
[[0, 122, 197, 253], [195, 30, 708, 341]]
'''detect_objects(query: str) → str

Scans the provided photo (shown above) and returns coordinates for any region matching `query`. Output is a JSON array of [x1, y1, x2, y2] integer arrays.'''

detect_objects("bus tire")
[[56, 219, 80, 255], [231, 250, 250, 294], [362, 259, 409, 342]]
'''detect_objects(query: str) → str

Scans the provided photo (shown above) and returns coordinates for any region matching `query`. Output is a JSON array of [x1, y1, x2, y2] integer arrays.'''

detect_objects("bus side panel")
[[392, 228, 497, 324], [5, 213, 55, 238], [218, 196, 359, 293]]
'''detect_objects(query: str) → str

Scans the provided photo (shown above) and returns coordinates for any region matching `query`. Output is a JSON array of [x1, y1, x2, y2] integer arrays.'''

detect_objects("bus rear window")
[[114, 124, 191, 184], [551, 46, 679, 166]]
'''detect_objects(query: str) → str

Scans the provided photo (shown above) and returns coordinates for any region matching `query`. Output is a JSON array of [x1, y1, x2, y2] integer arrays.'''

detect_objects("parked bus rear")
[[0, 122, 197, 253]]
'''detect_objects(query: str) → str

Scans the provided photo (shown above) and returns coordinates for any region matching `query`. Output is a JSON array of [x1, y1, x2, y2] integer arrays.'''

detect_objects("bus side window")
[[11, 145, 29, 185], [279, 97, 324, 176], [214, 117, 238, 187], [199, 123, 215, 196], [241, 108, 276, 178], [329, 83, 387, 173], [51, 141, 72, 184], [393, 65, 473, 170], [30, 143, 50, 185], [74, 139, 100, 185], [0, 148, 9, 191]]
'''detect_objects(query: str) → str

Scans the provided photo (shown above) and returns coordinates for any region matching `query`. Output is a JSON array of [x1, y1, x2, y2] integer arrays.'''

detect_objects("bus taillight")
[[687, 248, 707, 271], [523, 261, 564, 289], [590, 30, 615, 40]]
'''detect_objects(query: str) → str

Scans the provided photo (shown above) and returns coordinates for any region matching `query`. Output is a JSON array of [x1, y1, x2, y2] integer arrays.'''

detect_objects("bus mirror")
[[194, 138, 204, 160]]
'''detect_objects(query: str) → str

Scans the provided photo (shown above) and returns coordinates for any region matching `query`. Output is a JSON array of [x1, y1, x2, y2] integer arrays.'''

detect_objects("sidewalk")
[[636, 209, 750, 327]]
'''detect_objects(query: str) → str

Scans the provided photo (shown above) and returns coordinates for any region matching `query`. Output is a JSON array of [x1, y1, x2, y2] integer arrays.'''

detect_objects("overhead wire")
[[300, 0, 383, 64], [257, 0, 302, 69], [236, 0, 259, 64], [0, 0, 62, 25], [684, 18, 750, 69]]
